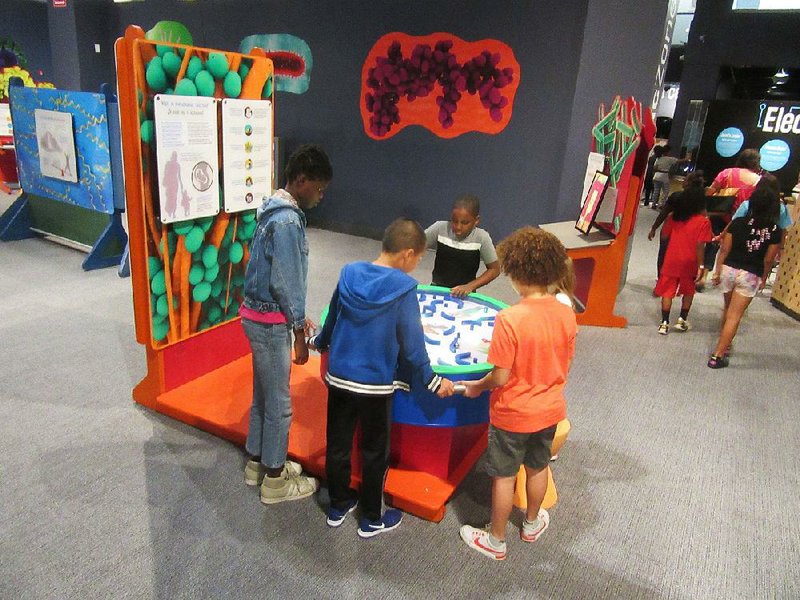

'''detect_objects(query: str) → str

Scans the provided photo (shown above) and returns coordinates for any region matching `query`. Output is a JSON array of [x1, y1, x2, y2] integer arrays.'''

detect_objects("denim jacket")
[[242, 191, 308, 330]]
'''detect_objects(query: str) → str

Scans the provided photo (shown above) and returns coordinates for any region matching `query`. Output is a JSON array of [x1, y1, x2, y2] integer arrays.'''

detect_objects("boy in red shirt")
[[654, 188, 712, 334], [458, 227, 577, 560]]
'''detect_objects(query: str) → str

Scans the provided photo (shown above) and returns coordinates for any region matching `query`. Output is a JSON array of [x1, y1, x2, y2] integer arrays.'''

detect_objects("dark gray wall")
[[670, 0, 800, 152], [47, 2, 81, 91], [0, 0, 53, 82], [558, 0, 669, 222], [111, 0, 591, 239], [48, 0, 667, 240], [75, 0, 114, 93]]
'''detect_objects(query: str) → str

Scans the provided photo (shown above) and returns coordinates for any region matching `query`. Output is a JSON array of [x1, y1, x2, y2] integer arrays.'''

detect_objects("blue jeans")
[[242, 318, 292, 469]]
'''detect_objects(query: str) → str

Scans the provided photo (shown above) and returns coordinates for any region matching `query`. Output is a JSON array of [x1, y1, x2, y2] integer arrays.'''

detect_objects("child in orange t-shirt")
[[458, 227, 577, 561]]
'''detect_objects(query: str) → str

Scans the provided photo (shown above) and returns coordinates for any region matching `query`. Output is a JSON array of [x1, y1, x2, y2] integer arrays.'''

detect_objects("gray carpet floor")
[[1, 190, 799, 600]]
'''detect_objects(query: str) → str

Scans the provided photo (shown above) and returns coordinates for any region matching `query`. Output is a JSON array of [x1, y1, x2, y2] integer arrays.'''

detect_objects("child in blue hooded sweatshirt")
[[310, 218, 455, 538]]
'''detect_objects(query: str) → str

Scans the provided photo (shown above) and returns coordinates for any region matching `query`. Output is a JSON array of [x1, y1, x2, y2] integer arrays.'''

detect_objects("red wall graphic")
[[361, 32, 520, 140]]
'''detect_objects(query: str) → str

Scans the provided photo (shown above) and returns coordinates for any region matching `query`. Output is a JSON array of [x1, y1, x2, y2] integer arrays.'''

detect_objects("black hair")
[[755, 172, 780, 195], [672, 187, 706, 222], [382, 218, 426, 254], [652, 145, 665, 158], [746, 188, 780, 228], [736, 149, 761, 171], [284, 144, 333, 184], [452, 194, 480, 217], [685, 170, 705, 188]]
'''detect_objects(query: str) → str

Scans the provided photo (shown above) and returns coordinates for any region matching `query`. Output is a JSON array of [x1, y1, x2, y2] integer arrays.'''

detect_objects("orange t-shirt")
[[487, 295, 577, 433]]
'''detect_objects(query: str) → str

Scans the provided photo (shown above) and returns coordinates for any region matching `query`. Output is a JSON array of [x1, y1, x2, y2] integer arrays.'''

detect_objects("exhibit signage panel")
[[221, 98, 273, 213], [154, 95, 219, 223], [34, 108, 78, 183], [697, 100, 800, 191]]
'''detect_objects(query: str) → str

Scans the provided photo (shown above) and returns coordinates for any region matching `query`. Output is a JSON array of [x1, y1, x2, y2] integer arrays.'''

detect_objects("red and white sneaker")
[[520, 508, 550, 542], [459, 525, 507, 560]]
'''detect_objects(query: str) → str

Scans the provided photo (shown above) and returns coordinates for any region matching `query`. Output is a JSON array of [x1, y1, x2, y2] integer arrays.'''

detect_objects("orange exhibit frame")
[[117, 25, 559, 522], [541, 97, 655, 328], [115, 26, 276, 444]]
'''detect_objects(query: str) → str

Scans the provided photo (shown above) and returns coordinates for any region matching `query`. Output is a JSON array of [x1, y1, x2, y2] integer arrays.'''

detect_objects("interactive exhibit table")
[[118, 27, 565, 521]]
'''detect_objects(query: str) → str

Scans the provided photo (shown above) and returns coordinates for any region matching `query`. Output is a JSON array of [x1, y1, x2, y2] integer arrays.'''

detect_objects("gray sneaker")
[[260, 470, 318, 504], [244, 459, 303, 486]]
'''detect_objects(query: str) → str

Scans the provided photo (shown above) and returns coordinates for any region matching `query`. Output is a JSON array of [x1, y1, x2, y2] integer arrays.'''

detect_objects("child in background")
[[458, 227, 577, 561], [654, 187, 712, 335], [708, 188, 783, 368], [310, 218, 455, 538], [425, 194, 500, 297], [240, 144, 332, 504], [649, 171, 706, 281]]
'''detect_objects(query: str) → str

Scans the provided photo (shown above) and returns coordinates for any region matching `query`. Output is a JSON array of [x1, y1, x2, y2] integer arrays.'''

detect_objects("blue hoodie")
[[311, 262, 442, 396]]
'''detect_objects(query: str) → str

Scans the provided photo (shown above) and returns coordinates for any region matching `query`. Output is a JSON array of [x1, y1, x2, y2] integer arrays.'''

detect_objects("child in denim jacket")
[[240, 145, 332, 504]]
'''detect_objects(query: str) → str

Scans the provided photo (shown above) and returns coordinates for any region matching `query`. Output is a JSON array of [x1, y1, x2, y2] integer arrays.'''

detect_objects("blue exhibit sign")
[[715, 127, 744, 158], [759, 139, 791, 171], [9, 86, 115, 214]]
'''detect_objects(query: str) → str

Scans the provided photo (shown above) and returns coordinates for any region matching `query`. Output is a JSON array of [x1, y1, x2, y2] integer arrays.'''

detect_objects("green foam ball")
[[140, 120, 154, 144], [201, 245, 219, 268], [195, 70, 215, 97], [156, 294, 169, 317], [229, 241, 244, 264], [184, 226, 205, 253], [208, 304, 222, 323], [198, 320, 210, 331], [241, 210, 256, 223], [203, 262, 220, 282], [242, 221, 257, 240], [146, 58, 167, 92], [152, 318, 170, 341], [232, 273, 244, 287], [238, 63, 250, 80], [206, 52, 229, 79], [151, 270, 167, 295], [223, 71, 242, 98], [162, 51, 182, 78], [210, 277, 224, 298], [174, 78, 197, 96], [146, 98, 154, 119], [186, 56, 203, 80], [192, 281, 212, 303], [148, 256, 163, 277], [172, 220, 194, 235], [156, 44, 172, 58], [188, 263, 205, 286], [197, 216, 214, 232], [262, 77, 273, 99]]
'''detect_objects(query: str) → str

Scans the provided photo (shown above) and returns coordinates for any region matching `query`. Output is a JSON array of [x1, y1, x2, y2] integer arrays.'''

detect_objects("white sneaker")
[[520, 509, 550, 542], [459, 525, 507, 560], [674, 317, 690, 332], [260, 471, 318, 504], [244, 459, 303, 486], [658, 321, 669, 335]]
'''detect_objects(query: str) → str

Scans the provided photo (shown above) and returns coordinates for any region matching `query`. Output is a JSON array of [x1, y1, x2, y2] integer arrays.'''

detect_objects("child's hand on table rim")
[[437, 378, 455, 398]]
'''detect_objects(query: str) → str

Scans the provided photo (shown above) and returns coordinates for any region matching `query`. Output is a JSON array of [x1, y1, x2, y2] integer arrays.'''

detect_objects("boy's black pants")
[[326, 386, 392, 522]]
